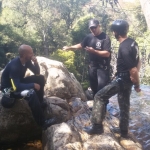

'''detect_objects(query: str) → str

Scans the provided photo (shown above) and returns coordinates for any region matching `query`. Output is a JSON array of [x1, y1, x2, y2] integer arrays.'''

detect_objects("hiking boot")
[[42, 117, 59, 130], [83, 124, 103, 135]]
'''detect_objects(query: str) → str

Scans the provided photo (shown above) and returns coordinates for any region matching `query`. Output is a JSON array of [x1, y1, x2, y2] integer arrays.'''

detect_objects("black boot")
[[83, 124, 103, 135], [42, 117, 59, 130]]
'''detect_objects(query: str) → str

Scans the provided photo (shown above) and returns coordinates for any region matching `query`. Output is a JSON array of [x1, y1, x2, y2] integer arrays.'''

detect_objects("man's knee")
[[36, 75, 45, 86], [26, 89, 38, 101], [94, 90, 105, 102]]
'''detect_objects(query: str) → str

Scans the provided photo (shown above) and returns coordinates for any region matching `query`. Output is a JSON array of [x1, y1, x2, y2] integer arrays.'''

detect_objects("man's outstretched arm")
[[63, 43, 82, 51]]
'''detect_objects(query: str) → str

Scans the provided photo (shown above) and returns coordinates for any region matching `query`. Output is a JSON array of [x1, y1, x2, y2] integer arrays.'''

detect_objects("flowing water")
[[108, 85, 150, 150]]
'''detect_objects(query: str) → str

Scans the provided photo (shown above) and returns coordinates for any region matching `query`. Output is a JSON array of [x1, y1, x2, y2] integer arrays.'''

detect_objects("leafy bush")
[[50, 49, 81, 80]]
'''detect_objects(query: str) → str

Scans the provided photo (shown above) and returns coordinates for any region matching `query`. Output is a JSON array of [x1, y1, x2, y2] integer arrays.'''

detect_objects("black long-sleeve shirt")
[[1, 57, 40, 91]]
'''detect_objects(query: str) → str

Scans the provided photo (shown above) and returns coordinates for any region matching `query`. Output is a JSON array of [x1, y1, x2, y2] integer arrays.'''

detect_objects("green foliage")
[[0, 0, 150, 86], [50, 49, 81, 80], [71, 15, 92, 44], [81, 81, 90, 91]]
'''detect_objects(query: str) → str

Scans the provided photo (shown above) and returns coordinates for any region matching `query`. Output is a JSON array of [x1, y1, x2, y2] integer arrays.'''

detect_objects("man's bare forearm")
[[63, 43, 82, 51], [129, 67, 140, 85], [137, 58, 141, 72]]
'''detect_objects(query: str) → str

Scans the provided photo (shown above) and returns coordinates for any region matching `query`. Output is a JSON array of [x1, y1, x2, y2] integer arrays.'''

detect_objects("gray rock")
[[0, 56, 86, 146]]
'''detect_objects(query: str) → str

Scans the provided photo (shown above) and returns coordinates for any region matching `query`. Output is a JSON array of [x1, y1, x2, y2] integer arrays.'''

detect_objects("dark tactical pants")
[[88, 66, 110, 96], [12, 75, 45, 126], [12, 89, 45, 126], [21, 75, 45, 103], [91, 77, 133, 132]]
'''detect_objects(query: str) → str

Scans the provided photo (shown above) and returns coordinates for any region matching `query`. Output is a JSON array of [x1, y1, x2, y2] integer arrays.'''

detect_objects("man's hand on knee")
[[34, 83, 40, 91]]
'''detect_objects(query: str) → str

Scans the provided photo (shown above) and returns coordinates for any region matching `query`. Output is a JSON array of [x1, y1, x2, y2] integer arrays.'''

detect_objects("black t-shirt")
[[1, 57, 40, 91], [81, 32, 111, 66], [117, 38, 139, 72]]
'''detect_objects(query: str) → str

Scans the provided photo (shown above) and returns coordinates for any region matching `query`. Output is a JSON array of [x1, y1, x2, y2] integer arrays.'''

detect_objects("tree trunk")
[[139, 0, 150, 30], [42, 30, 49, 56]]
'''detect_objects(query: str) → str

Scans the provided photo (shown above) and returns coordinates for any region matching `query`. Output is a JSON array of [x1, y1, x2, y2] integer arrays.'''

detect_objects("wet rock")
[[0, 57, 86, 147], [43, 96, 71, 122], [42, 97, 124, 150], [120, 137, 142, 150]]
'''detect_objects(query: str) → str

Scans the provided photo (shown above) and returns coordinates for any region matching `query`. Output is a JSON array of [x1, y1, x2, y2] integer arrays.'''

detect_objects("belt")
[[117, 72, 130, 77], [89, 61, 108, 70], [99, 64, 108, 70]]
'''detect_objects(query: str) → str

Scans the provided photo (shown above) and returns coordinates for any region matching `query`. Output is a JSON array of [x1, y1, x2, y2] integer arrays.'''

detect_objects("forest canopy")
[[0, 0, 150, 85]]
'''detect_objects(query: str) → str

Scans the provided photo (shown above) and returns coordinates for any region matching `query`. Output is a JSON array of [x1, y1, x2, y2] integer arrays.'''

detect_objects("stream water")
[[108, 85, 150, 150]]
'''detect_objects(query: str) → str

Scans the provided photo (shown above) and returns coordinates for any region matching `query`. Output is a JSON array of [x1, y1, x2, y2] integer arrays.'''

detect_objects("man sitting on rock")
[[0, 44, 59, 130]]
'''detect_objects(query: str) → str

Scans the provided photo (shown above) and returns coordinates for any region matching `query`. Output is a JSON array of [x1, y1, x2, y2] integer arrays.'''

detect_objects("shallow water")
[[108, 85, 150, 150]]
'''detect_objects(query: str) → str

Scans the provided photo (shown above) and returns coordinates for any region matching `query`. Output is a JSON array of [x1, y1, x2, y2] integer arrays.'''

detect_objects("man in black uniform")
[[83, 19, 141, 137], [1, 44, 59, 130], [63, 19, 111, 97]]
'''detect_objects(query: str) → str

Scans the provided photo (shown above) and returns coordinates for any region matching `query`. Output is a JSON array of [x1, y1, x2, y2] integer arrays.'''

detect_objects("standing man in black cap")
[[63, 19, 111, 99], [83, 19, 141, 137]]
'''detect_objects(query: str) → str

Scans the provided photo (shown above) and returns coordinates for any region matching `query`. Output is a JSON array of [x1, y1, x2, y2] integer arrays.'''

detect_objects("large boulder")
[[0, 57, 86, 147], [26, 57, 87, 101], [0, 93, 41, 145]]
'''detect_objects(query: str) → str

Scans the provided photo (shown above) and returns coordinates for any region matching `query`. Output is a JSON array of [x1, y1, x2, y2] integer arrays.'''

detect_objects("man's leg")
[[97, 69, 109, 91], [84, 79, 120, 134], [97, 69, 110, 108], [88, 66, 98, 97], [117, 84, 132, 137], [21, 75, 45, 103], [24, 89, 59, 130], [25, 89, 45, 126]]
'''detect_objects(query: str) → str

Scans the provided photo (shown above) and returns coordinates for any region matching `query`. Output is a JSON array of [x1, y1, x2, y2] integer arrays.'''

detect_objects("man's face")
[[24, 48, 34, 62], [89, 25, 100, 36]]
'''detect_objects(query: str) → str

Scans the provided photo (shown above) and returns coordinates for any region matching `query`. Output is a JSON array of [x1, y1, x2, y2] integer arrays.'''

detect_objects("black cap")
[[89, 19, 99, 28]]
